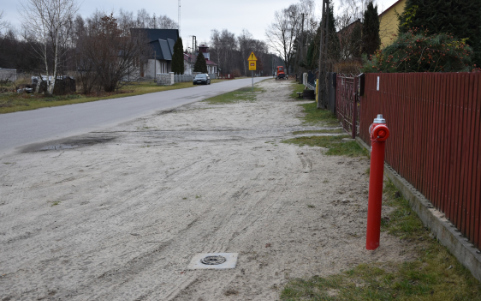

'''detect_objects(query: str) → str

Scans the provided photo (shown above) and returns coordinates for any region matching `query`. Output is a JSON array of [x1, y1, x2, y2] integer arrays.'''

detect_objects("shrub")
[[362, 28, 475, 73]]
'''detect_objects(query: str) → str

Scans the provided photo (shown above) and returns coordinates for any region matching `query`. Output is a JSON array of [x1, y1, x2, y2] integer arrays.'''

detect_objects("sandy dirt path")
[[0, 79, 411, 300]]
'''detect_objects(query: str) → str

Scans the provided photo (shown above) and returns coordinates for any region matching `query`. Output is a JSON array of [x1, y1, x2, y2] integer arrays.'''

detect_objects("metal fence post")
[[352, 76, 358, 139]]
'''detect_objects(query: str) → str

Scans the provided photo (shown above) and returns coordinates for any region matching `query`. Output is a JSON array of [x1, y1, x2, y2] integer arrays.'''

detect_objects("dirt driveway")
[[0, 79, 411, 300]]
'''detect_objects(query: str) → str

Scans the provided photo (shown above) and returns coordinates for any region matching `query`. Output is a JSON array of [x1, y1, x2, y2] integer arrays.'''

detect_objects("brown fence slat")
[[465, 74, 476, 241], [447, 74, 458, 225], [428, 74, 437, 203], [460, 73, 470, 235], [473, 74, 481, 247], [442, 73, 452, 220]]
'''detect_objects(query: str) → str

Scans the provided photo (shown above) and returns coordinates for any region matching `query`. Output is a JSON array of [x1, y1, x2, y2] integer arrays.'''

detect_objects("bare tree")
[[297, 0, 317, 64], [76, 13, 151, 93], [21, 0, 79, 95], [0, 11, 9, 34], [156, 15, 178, 29], [238, 29, 254, 75], [136, 9, 151, 28], [128, 9, 178, 29], [210, 29, 237, 75], [266, 4, 301, 73], [117, 9, 136, 35]]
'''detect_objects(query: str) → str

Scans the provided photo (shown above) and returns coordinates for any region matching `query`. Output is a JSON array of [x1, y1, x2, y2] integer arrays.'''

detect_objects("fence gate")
[[335, 75, 360, 138]]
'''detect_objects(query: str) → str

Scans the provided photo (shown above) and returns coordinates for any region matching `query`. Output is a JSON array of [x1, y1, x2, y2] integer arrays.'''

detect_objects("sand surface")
[[0, 79, 411, 300]]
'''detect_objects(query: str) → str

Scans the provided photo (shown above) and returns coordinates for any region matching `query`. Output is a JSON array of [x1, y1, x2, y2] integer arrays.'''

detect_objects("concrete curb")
[[356, 137, 481, 282]]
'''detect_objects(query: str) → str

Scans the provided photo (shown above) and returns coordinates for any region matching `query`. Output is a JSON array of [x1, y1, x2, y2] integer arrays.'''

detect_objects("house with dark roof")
[[130, 28, 179, 78]]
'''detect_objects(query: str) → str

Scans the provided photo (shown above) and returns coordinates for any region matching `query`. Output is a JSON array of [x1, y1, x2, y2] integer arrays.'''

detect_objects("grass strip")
[[202, 86, 263, 104], [0, 80, 223, 114], [280, 180, 481, 300], [290, 82, 307, 99], [292, 129, 344, 135], [300, 102, 339, 127], [282, 135, 369, 157]]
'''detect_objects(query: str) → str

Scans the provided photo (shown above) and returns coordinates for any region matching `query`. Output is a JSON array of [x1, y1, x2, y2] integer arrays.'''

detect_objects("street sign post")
[[247, 52, 257, 91]]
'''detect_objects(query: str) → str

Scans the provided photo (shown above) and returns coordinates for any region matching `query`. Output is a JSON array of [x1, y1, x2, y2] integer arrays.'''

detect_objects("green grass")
[[202, 86, 263, 104], [282, 135, 369, 157], [292, 129, 344, 135], [382, 181, 426, 239], [290, 82, 307, 99], [300, 102, 339, 127], [280, 180, 481, 301], [0, 80, 225, 114]]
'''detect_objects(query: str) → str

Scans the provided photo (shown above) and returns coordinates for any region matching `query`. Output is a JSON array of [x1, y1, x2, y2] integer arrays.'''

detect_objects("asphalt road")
[[0, 77, 269, 156]]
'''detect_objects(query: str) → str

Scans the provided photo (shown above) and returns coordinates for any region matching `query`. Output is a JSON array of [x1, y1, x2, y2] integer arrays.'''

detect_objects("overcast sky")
[[3, 0, 398, 51]]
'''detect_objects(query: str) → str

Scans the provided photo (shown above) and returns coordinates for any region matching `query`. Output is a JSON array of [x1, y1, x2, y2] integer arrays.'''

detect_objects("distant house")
[[130, 28, 179, 78], [379, 0, 407, 48], [337, 19, 362, 60], [183, 44, 218, 75]]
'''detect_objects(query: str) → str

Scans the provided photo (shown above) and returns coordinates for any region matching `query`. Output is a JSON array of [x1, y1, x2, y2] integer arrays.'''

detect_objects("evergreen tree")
[[326, 4, 340, 63], [399, 0, 481, 67], [349, 23, 362, 60], [305, 4, 339, 70], [362, 1, 381, 56], [171, 37, 184, 74], [193, 51, 208, 73], [306, 38, 318, 69]]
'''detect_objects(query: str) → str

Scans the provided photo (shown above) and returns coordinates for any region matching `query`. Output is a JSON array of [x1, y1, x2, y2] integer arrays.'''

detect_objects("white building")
[[131, 28, 179, 78]]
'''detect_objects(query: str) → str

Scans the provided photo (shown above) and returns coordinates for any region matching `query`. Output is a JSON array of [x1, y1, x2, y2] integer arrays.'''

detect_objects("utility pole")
[[317, 0, 329, 109], [178, 0, 181, 35], [298, 13, 304, 73], [192, 36, 197, 55]]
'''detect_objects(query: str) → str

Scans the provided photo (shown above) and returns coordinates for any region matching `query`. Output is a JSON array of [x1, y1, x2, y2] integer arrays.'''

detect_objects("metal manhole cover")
[[200, 255, 227, 265], [188, 253, 238, 270]]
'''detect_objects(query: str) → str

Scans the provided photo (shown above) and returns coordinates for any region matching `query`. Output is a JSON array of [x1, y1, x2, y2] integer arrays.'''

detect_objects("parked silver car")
[[193, 74, 211, 85]]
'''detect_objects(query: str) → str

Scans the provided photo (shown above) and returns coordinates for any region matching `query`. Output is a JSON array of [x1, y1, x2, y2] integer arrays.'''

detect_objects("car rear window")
[[195, 75, 206, 79]]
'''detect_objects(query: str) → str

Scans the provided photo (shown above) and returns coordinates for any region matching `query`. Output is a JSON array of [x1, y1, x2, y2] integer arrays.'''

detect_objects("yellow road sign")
[[247, 52, 257, 61], [249, 61, 256, 71]]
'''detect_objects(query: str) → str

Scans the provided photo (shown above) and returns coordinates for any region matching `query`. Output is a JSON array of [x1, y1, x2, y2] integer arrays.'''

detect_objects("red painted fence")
[[336, 75, 360, 138], [359, 73, 481, 249]]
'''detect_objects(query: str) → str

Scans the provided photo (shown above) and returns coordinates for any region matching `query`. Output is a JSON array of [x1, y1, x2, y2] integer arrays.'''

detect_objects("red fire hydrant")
[[366, 114, 390, 250]]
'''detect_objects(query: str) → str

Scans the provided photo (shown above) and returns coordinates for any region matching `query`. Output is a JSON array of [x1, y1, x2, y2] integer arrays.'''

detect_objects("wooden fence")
[[358, 73, 481, 249]]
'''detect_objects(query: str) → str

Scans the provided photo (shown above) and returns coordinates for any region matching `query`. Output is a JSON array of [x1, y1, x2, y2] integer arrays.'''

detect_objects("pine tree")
[[194, 51, 208, 73], [399, 0, 481, 67], [326, 4, 340, 63], [362, 1, 381, 56], [305, 5, 339, 70], [349, 23, 362, 60], [171, 37, 184, 75]]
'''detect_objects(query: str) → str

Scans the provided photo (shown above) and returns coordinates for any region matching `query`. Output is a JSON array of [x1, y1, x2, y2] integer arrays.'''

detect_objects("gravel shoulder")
[[0, 79, 413, 300]]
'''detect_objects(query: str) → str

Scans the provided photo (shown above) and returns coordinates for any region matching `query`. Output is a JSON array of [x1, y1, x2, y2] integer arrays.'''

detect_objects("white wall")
[[145, 60, 170, 78], [184, 61, 193, 75]]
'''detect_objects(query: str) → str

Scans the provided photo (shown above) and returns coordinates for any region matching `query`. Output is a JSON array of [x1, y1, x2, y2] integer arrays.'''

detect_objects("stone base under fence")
[[356, 137, 481, 283]]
